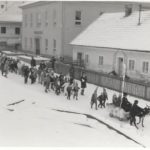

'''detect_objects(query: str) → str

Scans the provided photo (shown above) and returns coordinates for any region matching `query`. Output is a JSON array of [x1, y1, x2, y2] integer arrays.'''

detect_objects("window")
[[85, 54, 89, 64], [45, 39, 48, 51], [53, 9, 57, 26], [30, 13, 33, 27], [15, 27, 20, 35], [30, 38, 32, 49], [99, 56, 103, 65], [36, 12, 41, 27], [129, 60, 135, 71], [75, 11, 81, 25], [142, 61, 149, 73], [53, 39, 56, 51], [1, 27, 6, 34], [45, 11, 48, 26]]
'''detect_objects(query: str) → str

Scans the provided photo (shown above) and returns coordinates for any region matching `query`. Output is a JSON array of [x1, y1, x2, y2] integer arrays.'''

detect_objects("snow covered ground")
[[0, 68, 150, 147], [18, 55, 49, 61]]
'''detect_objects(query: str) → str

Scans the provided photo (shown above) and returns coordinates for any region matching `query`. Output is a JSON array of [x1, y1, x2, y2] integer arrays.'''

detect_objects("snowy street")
[[1, 0, 150, 147], [0, 72, 150, 147]]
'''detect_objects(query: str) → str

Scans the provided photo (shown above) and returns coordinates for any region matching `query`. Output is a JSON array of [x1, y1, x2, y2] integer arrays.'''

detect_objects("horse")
[[111, 93, 150, 129], [130, 105, 150, 129]]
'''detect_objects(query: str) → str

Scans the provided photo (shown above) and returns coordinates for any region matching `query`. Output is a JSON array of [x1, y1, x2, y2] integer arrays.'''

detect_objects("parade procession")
[[1, 0, 150, 147]]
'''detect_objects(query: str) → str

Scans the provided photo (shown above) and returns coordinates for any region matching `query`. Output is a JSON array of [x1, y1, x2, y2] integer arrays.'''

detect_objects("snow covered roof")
[[0, 1, 22, 23], [20, 1, 50, 9], [0, 14, 22, 23], [71, 11, 150, 52]]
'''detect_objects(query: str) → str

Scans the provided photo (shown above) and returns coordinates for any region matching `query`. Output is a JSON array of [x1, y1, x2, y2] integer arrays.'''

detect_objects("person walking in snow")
[[3, 58, 10, 77], [29, 67, 37, 84], [73, 82, 80, 100], [30, 56, 36, 67], [45, 72, 51, 93], [67, 83, 73, 100], [91, 87, 98, 110], [17, 60, 23, 75], [51, 56, 56, 71], [24, 65, 30, 84], [80, 72, 87, 95], [1, 55, 7, 76], [100, 88, 108, 108]]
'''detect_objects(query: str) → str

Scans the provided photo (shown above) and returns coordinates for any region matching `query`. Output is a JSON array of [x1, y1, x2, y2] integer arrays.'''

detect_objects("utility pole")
[[138, 4, 142, 25]]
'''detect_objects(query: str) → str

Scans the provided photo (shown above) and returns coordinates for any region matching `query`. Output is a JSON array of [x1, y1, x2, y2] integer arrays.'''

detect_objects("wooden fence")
[[55, 62, 150, 101]]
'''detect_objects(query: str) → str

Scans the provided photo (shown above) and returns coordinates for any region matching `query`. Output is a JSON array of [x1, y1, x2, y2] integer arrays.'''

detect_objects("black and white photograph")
[[0, 0, 150, 148]]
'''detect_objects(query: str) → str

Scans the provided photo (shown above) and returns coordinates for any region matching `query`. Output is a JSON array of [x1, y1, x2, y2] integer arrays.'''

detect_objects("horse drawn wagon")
[[105, 93, 150, 129]]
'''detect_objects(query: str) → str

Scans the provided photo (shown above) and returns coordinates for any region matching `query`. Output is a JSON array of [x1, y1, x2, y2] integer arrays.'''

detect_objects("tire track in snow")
[[52, 108, 146, 148]]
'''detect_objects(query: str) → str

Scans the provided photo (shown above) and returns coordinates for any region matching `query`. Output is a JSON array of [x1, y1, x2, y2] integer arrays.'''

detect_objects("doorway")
[[77, 52, 83, 66], [35, 38, 40, 55], [118, 57, 123, 76]]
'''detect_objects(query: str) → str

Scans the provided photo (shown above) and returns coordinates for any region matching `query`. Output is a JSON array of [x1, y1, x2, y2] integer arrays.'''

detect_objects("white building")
[[71, 9, 150, 81], [20, 1, 142, 61], [0, 1, 22, 50]]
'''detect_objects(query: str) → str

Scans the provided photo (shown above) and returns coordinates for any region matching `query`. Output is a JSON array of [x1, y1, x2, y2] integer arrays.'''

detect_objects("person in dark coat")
[[100, 88, 108, 108], [39, 60, 46, 71], [24, 66, 30, 84], [67, 83, 72, 100], [1, 56, 7, 76], [30, 67, 37, 84], [130, 100, 140, 126], [91, 87, 98, 110], [45, 72, 51, 93], [80, 72, 87, 95], [73, 82, 80, 100], [51, 56, 56, 71], [121, 93, 132, 112], [30, 56, 36, 67]]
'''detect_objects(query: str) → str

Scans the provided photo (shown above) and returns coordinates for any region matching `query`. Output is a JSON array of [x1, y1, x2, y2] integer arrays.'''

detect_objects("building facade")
[[71, 10, 150, 81], [0, 1, 22, 50], [21, 1, 141, 60], [0, 21, 21, 49]]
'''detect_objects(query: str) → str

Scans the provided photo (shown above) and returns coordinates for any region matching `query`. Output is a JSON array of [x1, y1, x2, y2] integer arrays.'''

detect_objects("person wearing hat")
[[80, 72, 87, 95], [91, 87, 98, 110], [101, 88, 108, 108], [30, 56, 36, 67], [121, 92, 132, 112], [130, 100, 140, 126]]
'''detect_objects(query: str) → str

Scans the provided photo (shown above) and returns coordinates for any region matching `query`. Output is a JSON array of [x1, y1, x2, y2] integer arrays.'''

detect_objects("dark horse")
[[130, 105, 150, 129], [112, 94, 150, 129]]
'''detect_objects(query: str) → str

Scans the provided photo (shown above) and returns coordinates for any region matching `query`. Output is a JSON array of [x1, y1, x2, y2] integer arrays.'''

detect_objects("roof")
[[0, 14, 22, 23], [0, 1, 22, 22], [20, 1, 51, 9], [71, 10, 150, 52]]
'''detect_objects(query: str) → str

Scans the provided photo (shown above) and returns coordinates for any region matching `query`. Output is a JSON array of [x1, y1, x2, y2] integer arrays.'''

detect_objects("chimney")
[[125, 4, 132, 17]]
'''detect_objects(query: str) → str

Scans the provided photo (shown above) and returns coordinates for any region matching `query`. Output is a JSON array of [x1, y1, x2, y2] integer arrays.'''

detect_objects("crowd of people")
[[0, 53, 149, 129], [0, 54, 87, 101]]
